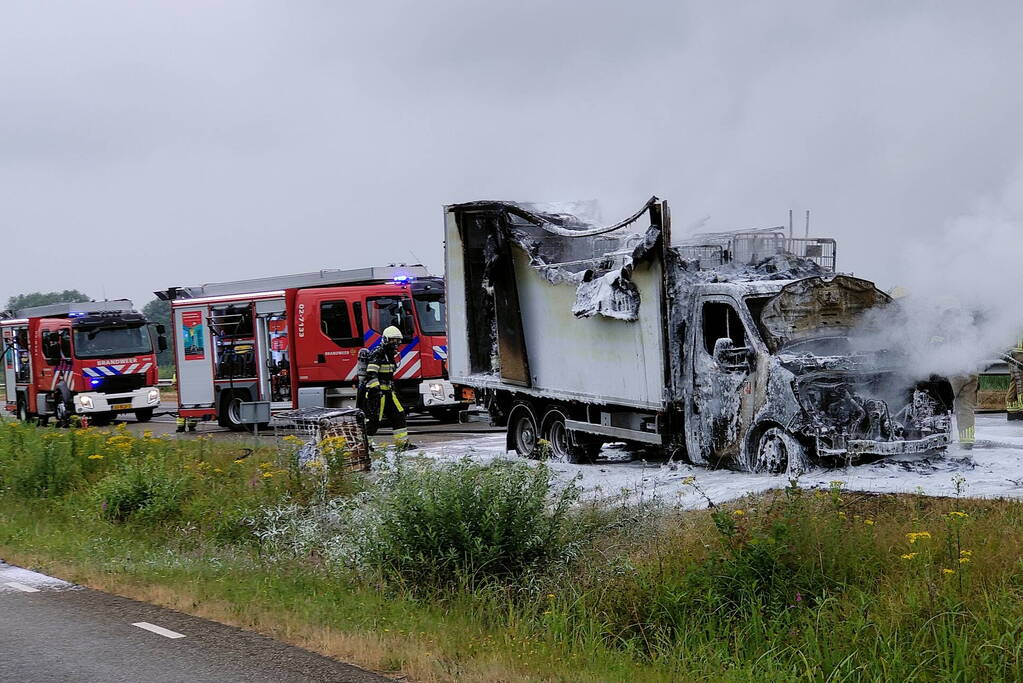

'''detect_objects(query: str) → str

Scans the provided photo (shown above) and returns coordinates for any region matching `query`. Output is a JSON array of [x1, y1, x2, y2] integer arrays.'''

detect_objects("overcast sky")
[[3, 1, 1023, 311]]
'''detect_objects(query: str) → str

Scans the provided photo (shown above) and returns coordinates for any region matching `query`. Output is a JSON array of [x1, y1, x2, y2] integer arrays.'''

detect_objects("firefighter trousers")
[[366, 389, 408, 445], [1006, 351, 1023, 414], [949, 374, 978, 446]]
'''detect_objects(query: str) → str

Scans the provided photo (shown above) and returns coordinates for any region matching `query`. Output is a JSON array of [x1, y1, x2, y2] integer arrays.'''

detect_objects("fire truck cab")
[[1, 300, 166, 427], [156, 266, 464, 430]]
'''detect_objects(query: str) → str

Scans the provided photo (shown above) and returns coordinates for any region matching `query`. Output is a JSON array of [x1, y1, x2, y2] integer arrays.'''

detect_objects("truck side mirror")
[[713, 337, 750, 371], [157, 335, 168, 352], [712, 337, 734, 363], [155, 324, 166, 335]]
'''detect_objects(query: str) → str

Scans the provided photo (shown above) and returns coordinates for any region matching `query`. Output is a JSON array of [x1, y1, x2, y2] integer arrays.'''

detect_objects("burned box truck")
[[444, 198, 953, 472]]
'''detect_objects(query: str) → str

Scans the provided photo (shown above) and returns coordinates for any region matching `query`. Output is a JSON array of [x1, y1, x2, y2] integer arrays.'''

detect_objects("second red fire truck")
[[156, 266, 468, 430], [2, 300, 166, 426]]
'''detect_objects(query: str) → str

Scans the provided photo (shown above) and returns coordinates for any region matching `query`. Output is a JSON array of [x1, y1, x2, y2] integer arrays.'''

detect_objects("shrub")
[[0, 427, 82, 498], [94, 458, 190, 523], [368, 458, 580, 589]]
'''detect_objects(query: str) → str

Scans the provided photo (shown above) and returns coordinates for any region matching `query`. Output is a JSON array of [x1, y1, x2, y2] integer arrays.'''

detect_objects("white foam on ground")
[[408, 415, 1023, 508], [0, 563, 77, 593]]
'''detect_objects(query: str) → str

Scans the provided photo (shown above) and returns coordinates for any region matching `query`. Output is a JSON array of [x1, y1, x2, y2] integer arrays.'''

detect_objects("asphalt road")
[[0, 563, 387, 683], [113, 402, 501, 447]]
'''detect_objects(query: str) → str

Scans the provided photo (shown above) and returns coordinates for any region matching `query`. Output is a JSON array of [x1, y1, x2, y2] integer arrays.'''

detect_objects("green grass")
[[4, 419, 1023, 681]]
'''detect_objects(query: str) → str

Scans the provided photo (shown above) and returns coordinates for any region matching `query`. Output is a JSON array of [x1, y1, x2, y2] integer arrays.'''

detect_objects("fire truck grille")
[[92, 374, 147, 394]]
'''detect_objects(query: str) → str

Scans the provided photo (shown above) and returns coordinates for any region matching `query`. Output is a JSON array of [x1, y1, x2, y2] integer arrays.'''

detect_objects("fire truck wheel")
[[220, 394, 248, 432], [134, 408, 154, 423], [428, 407, 461, 424], [90, 412, 115, 427]]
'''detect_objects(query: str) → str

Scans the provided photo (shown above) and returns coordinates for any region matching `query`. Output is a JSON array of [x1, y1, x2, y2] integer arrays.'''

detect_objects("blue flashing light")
[[68, 311, 87, 318], [90, 379, 102, 387], [391, 272, 414, 285]]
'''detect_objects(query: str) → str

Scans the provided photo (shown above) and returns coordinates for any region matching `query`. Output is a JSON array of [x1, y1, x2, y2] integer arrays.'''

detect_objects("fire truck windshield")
[[414, 295, 445, 336], [74, 324, 153, 359]]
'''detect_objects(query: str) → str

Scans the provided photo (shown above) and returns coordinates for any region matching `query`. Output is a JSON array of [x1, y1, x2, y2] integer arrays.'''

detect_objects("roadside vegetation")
[[3, 418, 1023, 681]]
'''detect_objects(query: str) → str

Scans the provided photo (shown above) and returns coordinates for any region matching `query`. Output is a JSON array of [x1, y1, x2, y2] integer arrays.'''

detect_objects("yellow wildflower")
[[282, 435, 305, 445], [213, 468, 223, 473], [262, 472, 273, 478], [258, 462, 272, 470], [864, 519, 875, 526], [142, 430, 153, 439], [732, 509, 745, 516], [942, 568, 955, 575], [948, 511, 969, 519], [900, 553, 917, 560], [233, 459, 245, 464], [87, 454, 103, 460], [959, 557, 970, 564], [546, 593, 556, 599], [907, 532, 932, 544], [960, 549, 973, 557], [682, 476, 696, 486]]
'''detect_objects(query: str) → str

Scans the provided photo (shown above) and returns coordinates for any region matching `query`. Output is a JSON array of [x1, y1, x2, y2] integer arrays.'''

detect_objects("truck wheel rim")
[[515, 415, 536, 455], [549, 420, 570, 460], [756, 429, 788, 473]]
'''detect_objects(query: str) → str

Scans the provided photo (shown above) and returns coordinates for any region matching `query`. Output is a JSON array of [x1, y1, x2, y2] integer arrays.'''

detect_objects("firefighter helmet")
[[382, 326, 403, 342]]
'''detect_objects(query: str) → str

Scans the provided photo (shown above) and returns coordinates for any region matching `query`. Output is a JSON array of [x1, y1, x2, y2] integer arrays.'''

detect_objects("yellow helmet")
[[382, 326, 403, 342]]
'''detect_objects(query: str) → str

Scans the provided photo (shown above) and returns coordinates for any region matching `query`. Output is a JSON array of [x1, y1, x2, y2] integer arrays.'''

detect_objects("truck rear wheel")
[[510, 405, 539, 459], [542, 409, 594, 464], [134, 408, 154, 423]]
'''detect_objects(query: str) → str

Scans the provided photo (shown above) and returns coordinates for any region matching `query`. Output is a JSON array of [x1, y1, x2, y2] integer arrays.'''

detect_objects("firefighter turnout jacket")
[[364, 344, 409, 446]]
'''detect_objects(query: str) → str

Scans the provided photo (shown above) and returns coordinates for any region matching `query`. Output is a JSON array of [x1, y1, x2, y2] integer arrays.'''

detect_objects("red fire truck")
[[155, 266, 467, 430], [1, 300, 166, 426]]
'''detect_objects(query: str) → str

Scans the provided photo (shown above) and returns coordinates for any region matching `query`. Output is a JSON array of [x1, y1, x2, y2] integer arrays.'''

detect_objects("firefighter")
[[1006, 335, 1023, 420], [364, 326, 412, 449], [175, 416, 198, 433], [949, 374, 979, 449]]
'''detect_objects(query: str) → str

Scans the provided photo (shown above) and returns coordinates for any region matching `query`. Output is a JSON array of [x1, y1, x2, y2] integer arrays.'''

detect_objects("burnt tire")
[[542, 409, 593, 464], [134, 408, 154, 423], [510, 405, 539, 459], [752, 427, 805, 475]]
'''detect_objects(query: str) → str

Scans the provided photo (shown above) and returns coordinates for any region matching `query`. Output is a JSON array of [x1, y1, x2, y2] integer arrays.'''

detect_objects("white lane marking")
[[4, 582, 40, 592], [132, 622, 186, 639]]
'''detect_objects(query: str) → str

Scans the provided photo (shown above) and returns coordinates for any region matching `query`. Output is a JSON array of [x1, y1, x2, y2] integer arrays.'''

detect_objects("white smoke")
[[851, 165, 1023, 380]]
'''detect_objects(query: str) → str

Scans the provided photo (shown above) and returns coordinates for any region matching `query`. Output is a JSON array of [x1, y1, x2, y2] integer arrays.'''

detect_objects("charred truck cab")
[[1, 300, 166, 427], [444, 199, 952, 472]]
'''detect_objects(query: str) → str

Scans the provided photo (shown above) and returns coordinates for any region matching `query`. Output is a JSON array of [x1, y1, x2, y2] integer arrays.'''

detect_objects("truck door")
[[294, 290, 364, 384], [686, 299, 755, 466], [174, 305, 215, 407], [2, 327, 16, 405], [254, 298, 292, 407]]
